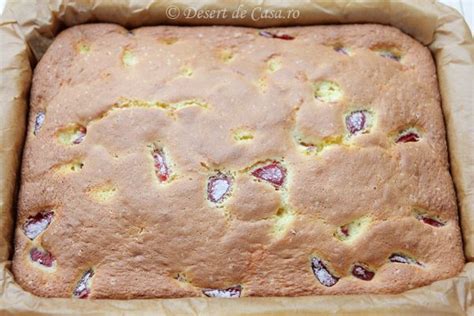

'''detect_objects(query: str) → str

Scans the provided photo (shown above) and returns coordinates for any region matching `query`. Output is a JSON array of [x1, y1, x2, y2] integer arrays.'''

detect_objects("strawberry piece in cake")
[[23, 211, 54, 240], [30, 248, 55, 267], [389, 253, 422, 266], [351, 265, 375, 281], [202, 285, 242, 298], [152, 149, 171, 182], [33, 112, 45, 135], [416, 214, 445, 227], [259, 30, 294, 40], [207, 173, 232, 203], [73, 269, 94, 299], [311, 257, 339, 287], [396, 130, 420, 143], [251, 162, 286, 188], [345, 110, 371, 135]]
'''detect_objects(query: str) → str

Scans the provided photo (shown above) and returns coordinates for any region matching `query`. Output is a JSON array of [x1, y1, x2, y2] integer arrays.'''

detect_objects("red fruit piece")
[[334, 47, 349, 55], [73, 269, 94, 299], [72, 126, 87, 145], [396, 131, 420, 143], [152, 149, 170, 182], [23, 211, 54, 240], [202, 285, 242, 298], [259, 30, 294, 40], [251, 162, 286, 187], [33, 112, 45, 135], [378, 50, 401, 61], [351, 265, 375, 281], [311, 257, 339, 287], [416, 214, 445, 227], [340, 225, 350, 237], [30, 248, 55, 267], [345, 110, 370, 135], [389, 253, 421, 266], [299, 141, 317, 152], [207, 173, 232, 203]]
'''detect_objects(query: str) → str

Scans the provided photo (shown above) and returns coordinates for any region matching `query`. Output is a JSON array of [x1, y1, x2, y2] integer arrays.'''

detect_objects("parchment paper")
[[0, 0, 472, 315]]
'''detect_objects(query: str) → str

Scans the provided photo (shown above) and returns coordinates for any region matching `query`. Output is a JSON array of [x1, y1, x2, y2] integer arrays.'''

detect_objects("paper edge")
[[0, 0, 472, 314]]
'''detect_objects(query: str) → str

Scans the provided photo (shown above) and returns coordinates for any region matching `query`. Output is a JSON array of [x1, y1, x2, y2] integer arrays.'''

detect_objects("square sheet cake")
[[12, 24, 464, 298]]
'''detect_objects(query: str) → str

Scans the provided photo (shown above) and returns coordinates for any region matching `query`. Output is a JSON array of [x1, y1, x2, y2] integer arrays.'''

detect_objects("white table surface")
[[0, 0, 472, 31]]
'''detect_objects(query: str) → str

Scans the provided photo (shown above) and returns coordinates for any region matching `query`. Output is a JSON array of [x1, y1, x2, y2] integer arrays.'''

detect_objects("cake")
[[12, 23, 464, 298]]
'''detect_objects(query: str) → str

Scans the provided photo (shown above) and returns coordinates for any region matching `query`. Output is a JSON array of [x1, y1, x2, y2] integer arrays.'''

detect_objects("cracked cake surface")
[[12, 23, 464, 298]]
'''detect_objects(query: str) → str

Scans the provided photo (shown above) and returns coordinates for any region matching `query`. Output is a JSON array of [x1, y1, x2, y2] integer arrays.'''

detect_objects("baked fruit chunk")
[[12, 23, 463, 299]]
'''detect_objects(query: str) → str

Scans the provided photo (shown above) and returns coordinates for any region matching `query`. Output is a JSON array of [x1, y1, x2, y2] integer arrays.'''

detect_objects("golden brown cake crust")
[[12, 23, 464, 298]]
